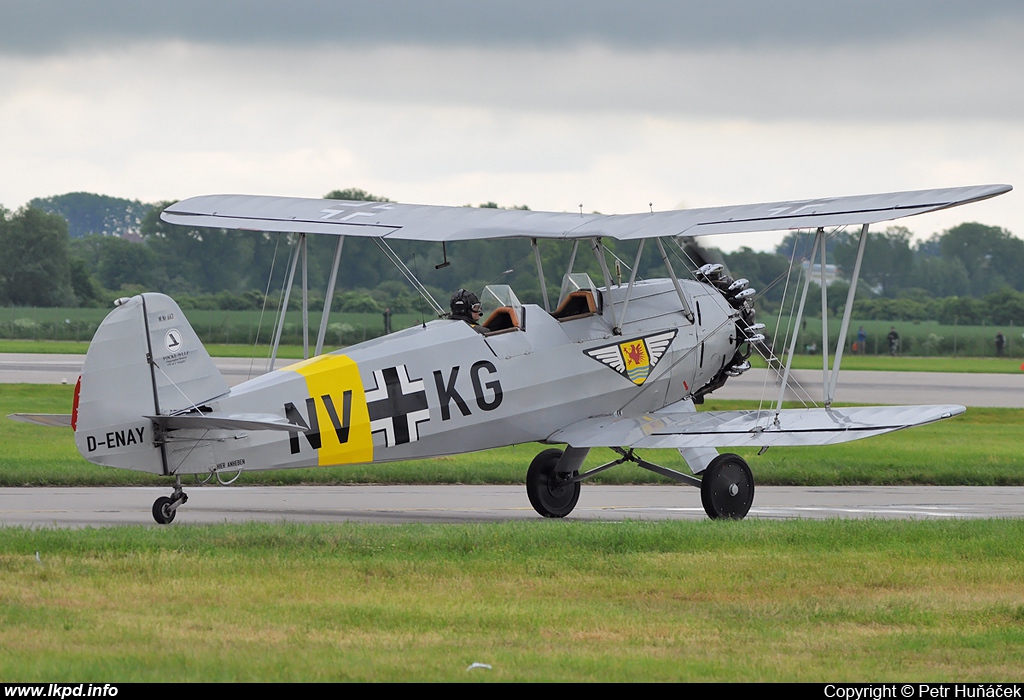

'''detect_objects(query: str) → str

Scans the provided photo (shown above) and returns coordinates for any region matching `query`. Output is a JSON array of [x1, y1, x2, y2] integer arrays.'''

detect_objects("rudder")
[[74, 294, 229, 473]]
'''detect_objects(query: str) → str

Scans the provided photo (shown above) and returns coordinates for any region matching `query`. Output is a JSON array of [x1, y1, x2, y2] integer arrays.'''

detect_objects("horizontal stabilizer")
[[148, 412, 300, 432], [162, 184, 1011, 242], [549, 404, 965, 449], [7, 413, 73, 428]]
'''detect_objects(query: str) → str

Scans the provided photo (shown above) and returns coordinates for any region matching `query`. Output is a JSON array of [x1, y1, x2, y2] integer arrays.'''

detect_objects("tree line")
[[3, 190, 1024, 326]]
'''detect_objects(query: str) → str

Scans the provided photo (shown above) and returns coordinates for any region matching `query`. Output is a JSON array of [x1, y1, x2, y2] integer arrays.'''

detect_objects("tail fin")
[[74, 293, 228, 473]]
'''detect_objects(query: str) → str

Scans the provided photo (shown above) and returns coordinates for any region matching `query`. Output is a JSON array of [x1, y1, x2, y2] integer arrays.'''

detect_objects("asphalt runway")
[[3, 485, 1023, 527], [0, 353, 296, 387], [3, 353, 1024, 407]]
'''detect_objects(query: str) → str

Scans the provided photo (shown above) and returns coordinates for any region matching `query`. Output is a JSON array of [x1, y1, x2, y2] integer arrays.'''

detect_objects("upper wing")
[[547, 404, 965, 449], [161, 184, 1010, 242]]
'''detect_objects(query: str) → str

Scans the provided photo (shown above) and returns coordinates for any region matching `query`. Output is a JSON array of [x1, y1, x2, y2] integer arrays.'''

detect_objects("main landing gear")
[[152, 476, 188, 525], [526, 448, 581, 518], [699, 453, 754, 520], [525, 447, 754, 520]]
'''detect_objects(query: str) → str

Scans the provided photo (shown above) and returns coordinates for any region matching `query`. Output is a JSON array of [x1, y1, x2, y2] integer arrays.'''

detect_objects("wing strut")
[[616, 239, 646, 331], [531, 238, 551, 312], [315, 236, 345, 357], [590, 237, 620, 333], [566, 240, 580, 274], [269, 234, 302, 371], [772, 223, 870, 410], [819, 228, 829, 401], [827, 223, 869, 405], [776, 228, 821, 412], [301, 233, 309, 359], [655, 237, 695, 323]]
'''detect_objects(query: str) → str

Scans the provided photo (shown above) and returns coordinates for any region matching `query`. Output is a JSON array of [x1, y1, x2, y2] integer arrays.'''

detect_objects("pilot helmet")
[[450, 288, 482, 317]]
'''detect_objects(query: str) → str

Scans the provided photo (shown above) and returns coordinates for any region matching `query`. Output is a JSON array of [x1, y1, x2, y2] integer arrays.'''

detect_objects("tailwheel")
[[152, 477, 188, 525], [700, 453, 754, 520], [526, 448, 581, 518], [152, 497, 176, 524]]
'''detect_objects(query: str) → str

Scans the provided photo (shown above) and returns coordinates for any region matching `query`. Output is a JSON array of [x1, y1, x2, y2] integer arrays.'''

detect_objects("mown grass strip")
[[1, 520, 1023, 681]]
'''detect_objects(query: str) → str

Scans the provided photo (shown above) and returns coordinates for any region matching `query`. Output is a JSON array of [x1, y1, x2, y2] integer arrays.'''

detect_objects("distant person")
[[856, 326, 867, 355], [383, 307, 393, 334], [995, 331, 1006, 357], [449, 288, 485, 333], [887, 327, 899, 356]]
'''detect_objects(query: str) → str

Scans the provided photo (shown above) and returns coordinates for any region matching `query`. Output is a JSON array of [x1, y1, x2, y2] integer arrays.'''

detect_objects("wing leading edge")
[[547, 404, 965, 449], [161, 184, 1011, 243]]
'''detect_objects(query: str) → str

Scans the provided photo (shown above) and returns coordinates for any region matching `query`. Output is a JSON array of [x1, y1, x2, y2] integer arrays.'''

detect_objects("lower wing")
[[548, 404, 964, 449]]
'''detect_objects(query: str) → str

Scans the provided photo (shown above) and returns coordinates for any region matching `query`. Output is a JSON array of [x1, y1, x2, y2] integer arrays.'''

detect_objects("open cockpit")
[[479, 273, 603, 334]]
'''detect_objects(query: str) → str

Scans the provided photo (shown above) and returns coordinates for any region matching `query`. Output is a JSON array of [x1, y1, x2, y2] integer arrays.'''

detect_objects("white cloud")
[[0, 33, 1020, 251]]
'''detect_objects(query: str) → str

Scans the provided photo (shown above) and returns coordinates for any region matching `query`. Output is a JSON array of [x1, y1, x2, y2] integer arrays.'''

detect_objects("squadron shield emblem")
[[584, 330, 677, 385]]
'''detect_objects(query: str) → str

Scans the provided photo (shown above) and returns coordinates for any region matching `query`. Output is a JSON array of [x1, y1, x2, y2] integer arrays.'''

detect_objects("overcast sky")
[[1, 1, 1021, 251]]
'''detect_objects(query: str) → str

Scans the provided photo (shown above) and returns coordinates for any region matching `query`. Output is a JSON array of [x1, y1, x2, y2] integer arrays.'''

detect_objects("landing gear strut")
[[152, 476, 188, 525], [700, 453, 754, 520], [526, 448, 581, 518]]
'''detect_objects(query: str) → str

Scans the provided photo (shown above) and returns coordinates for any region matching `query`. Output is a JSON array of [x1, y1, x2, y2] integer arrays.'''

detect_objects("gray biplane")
[[10, 183, 1011, 523]]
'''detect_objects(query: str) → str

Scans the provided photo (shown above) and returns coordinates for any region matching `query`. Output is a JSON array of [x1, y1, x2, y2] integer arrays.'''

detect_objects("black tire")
[[152, 496, 176, 525], [526, 448, 581, 518], [700, 453, 754, 520]]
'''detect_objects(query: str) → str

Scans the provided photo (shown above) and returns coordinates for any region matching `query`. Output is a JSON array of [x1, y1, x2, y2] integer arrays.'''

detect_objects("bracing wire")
[[373, 238, 446, 317], [249, 233, 282, 382]]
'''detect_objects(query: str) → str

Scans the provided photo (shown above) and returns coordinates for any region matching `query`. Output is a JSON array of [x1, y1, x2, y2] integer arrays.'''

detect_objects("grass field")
[[769, 317, 1022, 358], [751, 353, 1024, 374], [2, 303, 1023, 358], [4, 385, 1024, 487], [1, 520, 1023, 681], [4, 382, 1024, 682]]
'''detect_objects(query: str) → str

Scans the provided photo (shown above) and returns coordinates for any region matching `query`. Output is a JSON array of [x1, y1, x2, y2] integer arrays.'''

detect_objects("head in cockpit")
[[450, 288, 483, 328]]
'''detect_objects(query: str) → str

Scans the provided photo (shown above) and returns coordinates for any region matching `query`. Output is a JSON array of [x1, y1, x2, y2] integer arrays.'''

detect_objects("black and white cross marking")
[[365, 365, 430, 447]]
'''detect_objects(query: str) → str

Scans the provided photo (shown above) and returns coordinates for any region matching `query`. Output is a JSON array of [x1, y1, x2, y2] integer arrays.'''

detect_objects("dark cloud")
[[1, 0, 1021, 55]]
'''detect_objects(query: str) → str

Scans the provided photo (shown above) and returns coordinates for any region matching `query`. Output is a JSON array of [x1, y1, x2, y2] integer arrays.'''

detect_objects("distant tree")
[[0, 207, 75, 306], [983, 288, 1024, 325], [95, 236, 156, 290], [908, 255, 971, 298], [938, 222, 1024, 296], [29, 192, 152, 238], [69, 257, 101, 305], [141, 203, 264, 294], [323, 188, 391, 202], [833, 226, 914, 297], [775, 230, 842, 262], [721, 247, 792, 304]]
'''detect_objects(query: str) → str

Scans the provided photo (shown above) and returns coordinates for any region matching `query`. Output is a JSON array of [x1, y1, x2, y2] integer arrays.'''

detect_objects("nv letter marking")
[[285, 392, 353, 455]]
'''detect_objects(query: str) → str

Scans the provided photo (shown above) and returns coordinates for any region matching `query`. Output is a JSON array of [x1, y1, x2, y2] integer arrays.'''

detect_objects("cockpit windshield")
[[552, 273, 600, 320], [479, 284, 524, 332], [481, 284, 522, 312], [557, 273, 598, 308]]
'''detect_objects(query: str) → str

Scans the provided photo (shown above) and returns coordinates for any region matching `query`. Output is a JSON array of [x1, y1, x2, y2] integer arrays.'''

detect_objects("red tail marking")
[[72, 376, 81, 432]]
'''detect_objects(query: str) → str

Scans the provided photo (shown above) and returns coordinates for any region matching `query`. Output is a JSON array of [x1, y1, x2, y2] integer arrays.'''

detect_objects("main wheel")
[[700, 453, 754, 520], [526, 448, 581, 518], [152, 496, 176, 525]]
